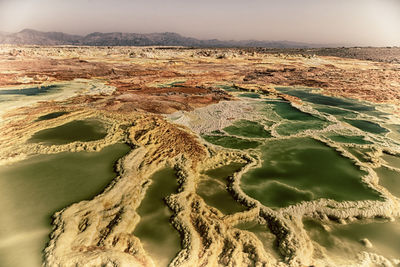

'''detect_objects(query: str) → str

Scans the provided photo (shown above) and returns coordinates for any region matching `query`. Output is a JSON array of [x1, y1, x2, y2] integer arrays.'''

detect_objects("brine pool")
[[133, 167, 181, 267], [241, 138, 381, 208], [304, 219, 400, 261], [196, 85, 400, 263], [201, 87, 398, 210], [197, 162, 246, 214], [0, 143, 130, 267], [29, 119, 107, 145]]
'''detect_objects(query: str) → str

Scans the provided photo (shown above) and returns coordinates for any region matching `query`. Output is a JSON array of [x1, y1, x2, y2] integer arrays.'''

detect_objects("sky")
[[0, 0, 399, 46]]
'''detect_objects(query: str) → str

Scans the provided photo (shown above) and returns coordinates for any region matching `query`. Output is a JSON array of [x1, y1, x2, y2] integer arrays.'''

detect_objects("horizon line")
[[2, 28, 399, 48], [1, 28, 359, 47]]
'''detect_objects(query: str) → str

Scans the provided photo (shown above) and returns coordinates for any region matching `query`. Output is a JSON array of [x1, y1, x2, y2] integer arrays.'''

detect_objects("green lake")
[[223, 120, 271, 138], [0, 143, 130, 267], [133, 167, 181, 267], [327, 135, 372, 145], [376, 166, 400, 197], [240, 138, 381, 208], [344, 119, 389, 135], [29, 119, 107, 145], [197, 163, 246, 214], [202, 135, 261, 149], [304, 219, 400, 260]]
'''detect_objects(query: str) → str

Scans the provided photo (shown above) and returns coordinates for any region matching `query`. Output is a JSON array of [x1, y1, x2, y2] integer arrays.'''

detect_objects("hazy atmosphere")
[[0, 0, 399, 46]]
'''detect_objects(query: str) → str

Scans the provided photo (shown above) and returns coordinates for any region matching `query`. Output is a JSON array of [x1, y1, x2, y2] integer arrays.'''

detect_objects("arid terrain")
[[0, 45, 400, 267]]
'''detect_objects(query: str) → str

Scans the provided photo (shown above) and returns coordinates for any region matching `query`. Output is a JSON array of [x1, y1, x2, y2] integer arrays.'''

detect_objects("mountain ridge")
[[0, 29, 342, 48]]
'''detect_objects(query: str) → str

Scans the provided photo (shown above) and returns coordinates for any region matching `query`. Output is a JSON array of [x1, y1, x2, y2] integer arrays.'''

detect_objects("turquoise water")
[[241, 138, 381, 208], [0, 144, 130, 267], [223, 120, 271, 138], [29, 119, 107, 145], [197, 163, 246, 214], [133, 167, 181, 267]]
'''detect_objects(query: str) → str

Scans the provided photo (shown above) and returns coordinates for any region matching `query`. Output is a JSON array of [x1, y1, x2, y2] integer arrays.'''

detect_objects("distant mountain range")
[[0, 29, 341, 48]]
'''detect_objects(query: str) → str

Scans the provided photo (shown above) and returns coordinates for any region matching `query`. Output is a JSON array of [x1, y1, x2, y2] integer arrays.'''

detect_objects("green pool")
[[0, 143, 130, 267], [133, 167, 181, 267], [241, 138, 381, 208], [29, 119, 107, 145]]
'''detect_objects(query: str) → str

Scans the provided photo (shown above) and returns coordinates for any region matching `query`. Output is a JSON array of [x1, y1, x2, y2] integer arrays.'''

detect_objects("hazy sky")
[[0, 0, 399, 46]]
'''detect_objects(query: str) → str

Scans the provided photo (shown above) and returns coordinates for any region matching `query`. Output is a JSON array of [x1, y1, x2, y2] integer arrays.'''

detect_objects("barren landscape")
[[0, 45, 400, 267]]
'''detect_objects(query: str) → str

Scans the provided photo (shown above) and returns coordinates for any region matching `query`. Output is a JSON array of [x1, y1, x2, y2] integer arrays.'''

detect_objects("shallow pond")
[[276, 120, 329, 136], [375, 166, 400, 197], [381, 153, 400, 169], [327, 134, 372, 145], [269, 101, 318, 121], [304, 219, 400, 261], [29, 119, 107, 145], [343, 119, 389, 135], [133, 167, 181, 267], [0, 143, 130, 267], [315, 106, 358, 118], [197, 163, 246, 214], [385, 124, 400, 142], [202, 135, 261, 149], [267, 101, 329, 135], [223, 120, 271, 138], [275, 87, 378, 113], [240, 138, 381, 208]]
